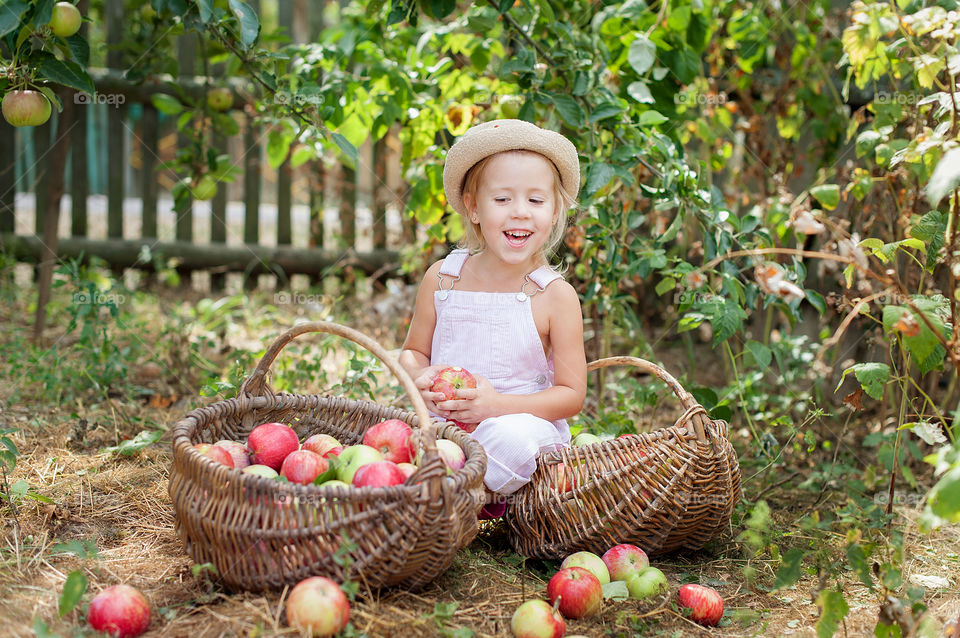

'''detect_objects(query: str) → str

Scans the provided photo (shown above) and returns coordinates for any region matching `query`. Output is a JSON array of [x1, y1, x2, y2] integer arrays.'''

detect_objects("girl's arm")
[[439, 280, 586, 423], [399, 261, 450, 411]]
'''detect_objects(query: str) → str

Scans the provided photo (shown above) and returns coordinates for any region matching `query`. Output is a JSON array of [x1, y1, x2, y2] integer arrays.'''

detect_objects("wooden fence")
[[0, 0, 414, 291]]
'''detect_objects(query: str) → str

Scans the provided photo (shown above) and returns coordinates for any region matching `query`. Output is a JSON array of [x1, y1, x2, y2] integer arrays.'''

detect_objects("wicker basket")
[[505, 356, 741, 559], [168, 321, 487, 592]]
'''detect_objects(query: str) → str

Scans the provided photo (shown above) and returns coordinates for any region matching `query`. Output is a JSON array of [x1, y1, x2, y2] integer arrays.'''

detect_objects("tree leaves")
[[628, 35, 657, 75], [228, 0, 260, 50], [837, 362, 890, 400], [926, 147, 960, 206], [36, 56, 95, 95], [58, 570, 87, 617], [815, 589, 850, 638]]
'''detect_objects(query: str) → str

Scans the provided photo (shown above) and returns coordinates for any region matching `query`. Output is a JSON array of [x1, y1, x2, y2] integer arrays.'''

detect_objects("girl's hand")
[[412, 365, 452, 416], [436, 375, 499, 425]]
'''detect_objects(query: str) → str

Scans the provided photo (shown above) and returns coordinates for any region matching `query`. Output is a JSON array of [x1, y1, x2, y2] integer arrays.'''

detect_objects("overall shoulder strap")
[[527, 265, 563, 290], [439, 249, 470, 278]]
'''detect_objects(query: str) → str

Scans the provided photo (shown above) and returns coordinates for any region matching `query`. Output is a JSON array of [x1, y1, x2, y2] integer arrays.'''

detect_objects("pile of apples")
[[511, 544, 725, 636], [192, 418, 468, 489]]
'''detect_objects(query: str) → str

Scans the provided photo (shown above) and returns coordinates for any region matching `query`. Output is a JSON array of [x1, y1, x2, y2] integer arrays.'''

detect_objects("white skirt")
[[470, 413, 571, 494]]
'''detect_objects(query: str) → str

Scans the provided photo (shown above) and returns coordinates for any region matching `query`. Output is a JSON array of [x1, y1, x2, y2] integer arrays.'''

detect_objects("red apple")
[[280, 450, 329, 485], [560, 551, 610, 585], [247, 423, 299, 471], [553, 462, 573, 492], [87, 584, 150, 638], [214, 439, 250, 469], [351, 460, 407, 488], [547, 566, 602, 619], [302, 433, 343, 458], [193, 443, 234, 468], [2, 90, 52, 127], [362, 419, 414, 464], [676, 583, 724, 626], [396, 462, 418, 480], [430, 366, 478, 432], [435, 439, 465, 473], [510, 599, 565, 638], [49, 2, 82, 37], [285, 576, 349, 637], [601, 543, 649, 582]]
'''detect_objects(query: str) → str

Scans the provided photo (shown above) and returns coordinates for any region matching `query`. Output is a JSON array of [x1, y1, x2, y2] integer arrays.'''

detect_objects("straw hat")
[[442, 119, 580, 216]]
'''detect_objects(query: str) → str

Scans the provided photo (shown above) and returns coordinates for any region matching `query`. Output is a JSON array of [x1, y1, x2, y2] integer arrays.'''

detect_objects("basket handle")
[[586, 356, 711, 444], [238, 321, 439, 472]]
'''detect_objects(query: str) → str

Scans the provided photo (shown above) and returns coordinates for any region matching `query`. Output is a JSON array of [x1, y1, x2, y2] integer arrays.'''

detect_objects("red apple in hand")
[[351, 460, 407, 487], [362, 419, 414, 464], [286, 576, 349, 637], [547, 566, 602, 619], [280, 450, 329, 485], [430, 366, 478, 432], [247, 422, 299, 470], [511, 599, 565, 638], [87, 584, 151, 638], [302, 433, 343, 458], [676, 583, 724, 626]]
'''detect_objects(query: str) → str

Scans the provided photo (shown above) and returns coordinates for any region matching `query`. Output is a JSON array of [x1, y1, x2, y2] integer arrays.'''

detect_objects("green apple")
[[336, 444, 382, 483], [2, 90, 51, 127], [499, 95, 523, 119], [49, 2, 82, 38], [625, 566, 668, 600], [319, 479, 349, 489], [206, 87, 233, 112], [191, 175, 218, 201], [573, 432, 602, 447], [561, 551, 610, 584]]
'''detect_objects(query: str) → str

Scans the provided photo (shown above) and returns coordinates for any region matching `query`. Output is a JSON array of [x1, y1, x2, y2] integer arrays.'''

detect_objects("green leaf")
[[602, 580, 630, 601], [0, 1, 28, 38], [197, 0, 214, 22], [655, 277, 676, 296], [708, 297, 747, 345], [837, 362, 890, 400], [745, 340, 772, 369], [36, 57, 95, 95], [928, 465, 960, 522], [627, 81, 654, 104], [331, 132, 358, 165], [549, 94, 584, 128], [228, 0, 260, 49], [32, 617, 61, 638], [815, 589, 849, 638], [266, 129, 292, 169], [101, 429, 164, 456], [58, 570, 87, 617], [628, 35, 657, 75], [845, 543, 873, 589], [927, 147, 960, 206], [588, 102, 625, 124], [51, 539, 99, 560], [773, 548, 805, 589], [855, 130, 883, 158], [150, 93, 183, 115], [638, 110, 668, 126], [810, 184, 840, 210], [583, 163, 616, 197]]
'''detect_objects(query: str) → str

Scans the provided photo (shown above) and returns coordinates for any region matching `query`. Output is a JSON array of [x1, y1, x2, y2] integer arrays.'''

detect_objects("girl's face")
[[463, 151, 558, 269]]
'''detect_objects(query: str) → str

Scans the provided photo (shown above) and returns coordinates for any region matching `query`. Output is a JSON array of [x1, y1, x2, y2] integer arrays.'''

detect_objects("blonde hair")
[[459, 150, 577, 258]]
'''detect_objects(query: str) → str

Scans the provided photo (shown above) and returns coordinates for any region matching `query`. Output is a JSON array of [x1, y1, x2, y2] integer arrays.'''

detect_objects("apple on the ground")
[[625, 566, 668, 600], [247, 422, 299, 471], [193, 443, 234, 468], [280, 449, 329, 485], [49, 2, 82, 38], [285, 576, 349, 637], [87, 584, 151, 638], [351, 460, 407, 487], [335, 444, 383, 484], [214, 439, 250, 469], [362, 419, 414, 464], [560, 551, 610, 585], [510, 599, 565, 638], [676, 583, 724, 626], [1, 90, 52, 127], [601, 543, 649, 581], [302, 433, 343, 458], [547, 566, 602, 619]]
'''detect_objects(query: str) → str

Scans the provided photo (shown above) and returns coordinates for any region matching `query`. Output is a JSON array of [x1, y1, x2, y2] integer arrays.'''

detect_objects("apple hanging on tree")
[[1, 90, 52, 127], [49, 2, 82, 38]]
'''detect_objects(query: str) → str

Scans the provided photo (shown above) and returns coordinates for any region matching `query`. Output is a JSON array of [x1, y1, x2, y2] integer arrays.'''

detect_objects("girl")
[[399, 119, 587, 518]]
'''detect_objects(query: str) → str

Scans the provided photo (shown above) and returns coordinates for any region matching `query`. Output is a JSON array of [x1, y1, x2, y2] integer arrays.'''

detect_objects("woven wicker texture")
[[505, 356, 741, 559], [168, 322, 487, 592]]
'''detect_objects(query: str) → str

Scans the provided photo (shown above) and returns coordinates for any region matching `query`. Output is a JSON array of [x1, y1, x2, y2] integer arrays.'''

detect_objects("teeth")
[[506, 231, 530, 238]]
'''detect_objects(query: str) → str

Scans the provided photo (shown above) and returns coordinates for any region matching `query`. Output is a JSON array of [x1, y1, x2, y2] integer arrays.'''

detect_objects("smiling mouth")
[[504, 230, 532, 246]]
